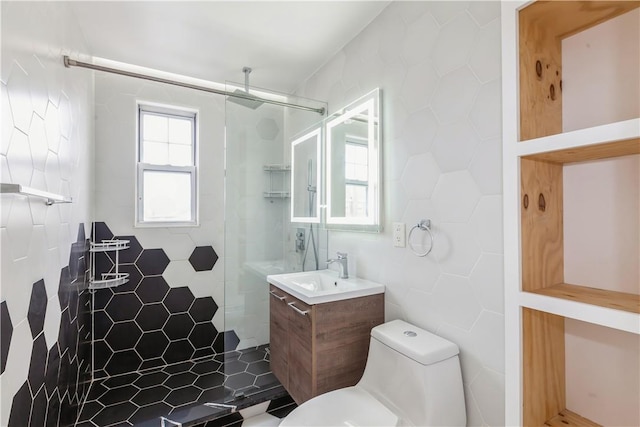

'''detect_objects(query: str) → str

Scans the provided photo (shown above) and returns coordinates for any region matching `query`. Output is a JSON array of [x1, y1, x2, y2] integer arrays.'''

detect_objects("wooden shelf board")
[[517, 118, 640, 162], [545, 409, 601, 427], [520, 1, 640, 41], [530, 283, 640, 314], [520, 288, 640, 335]]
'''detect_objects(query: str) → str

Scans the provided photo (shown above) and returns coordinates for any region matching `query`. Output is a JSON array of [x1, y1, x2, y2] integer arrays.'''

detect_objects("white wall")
[[295, 2, 504, 425], [562, 9, 640, 132], [0, 1, 94, 424]]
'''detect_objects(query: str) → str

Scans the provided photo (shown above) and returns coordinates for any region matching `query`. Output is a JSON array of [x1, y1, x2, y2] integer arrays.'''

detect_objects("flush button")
[[403, 330, 417, 337]]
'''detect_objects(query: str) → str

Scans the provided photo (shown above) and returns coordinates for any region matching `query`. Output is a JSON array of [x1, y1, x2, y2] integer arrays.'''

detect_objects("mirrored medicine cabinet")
[[290, 88, 381, 232]]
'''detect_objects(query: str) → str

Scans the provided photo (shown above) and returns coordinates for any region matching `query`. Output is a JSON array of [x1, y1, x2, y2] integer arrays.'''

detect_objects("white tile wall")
[[296, 2, 504, 425], [0, 1, 94, 424]]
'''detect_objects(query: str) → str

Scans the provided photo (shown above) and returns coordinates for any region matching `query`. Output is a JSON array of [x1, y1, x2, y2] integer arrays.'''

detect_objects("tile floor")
[[76, 345, 295, 426]]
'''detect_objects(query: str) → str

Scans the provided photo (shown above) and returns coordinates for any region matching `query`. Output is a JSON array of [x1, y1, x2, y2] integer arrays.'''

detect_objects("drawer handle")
[[288, 302, 309, 316], [269, 290, 287, 301]]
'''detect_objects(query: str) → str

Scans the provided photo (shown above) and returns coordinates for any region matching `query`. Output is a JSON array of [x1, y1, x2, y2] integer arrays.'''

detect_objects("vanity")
[[268, 270, 384, 404]]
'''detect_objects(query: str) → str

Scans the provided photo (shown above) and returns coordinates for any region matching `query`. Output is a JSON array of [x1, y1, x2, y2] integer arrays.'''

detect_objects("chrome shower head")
[[227, 66, 264, 110]]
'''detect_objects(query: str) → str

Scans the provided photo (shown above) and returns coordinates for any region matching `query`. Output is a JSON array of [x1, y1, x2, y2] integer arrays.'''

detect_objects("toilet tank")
[[357, 320, 466, 426]]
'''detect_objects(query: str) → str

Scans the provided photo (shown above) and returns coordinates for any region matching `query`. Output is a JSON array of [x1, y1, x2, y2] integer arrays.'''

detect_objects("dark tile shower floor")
[[76, 345, 292, 426]]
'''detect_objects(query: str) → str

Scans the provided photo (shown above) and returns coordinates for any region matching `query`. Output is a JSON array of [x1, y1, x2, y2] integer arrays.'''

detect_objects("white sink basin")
[[267, 269, 385, 305]]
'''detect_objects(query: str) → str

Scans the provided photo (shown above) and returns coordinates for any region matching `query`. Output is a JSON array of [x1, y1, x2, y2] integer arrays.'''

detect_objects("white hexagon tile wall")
[[1, 2, 95, 426], [295, 2, 504, 426]]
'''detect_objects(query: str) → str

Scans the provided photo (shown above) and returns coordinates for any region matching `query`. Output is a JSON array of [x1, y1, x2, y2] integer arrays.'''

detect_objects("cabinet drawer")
[[269, 286, 290, 387], [286, 294, 314, 404]]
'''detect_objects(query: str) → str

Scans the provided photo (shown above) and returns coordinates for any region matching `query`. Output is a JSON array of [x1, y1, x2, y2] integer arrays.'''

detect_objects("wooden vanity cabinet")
[[269, 284, 384, 404]]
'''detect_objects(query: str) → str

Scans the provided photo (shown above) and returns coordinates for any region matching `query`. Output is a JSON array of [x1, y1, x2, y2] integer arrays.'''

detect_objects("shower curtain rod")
[[63, 56, 325, 115]]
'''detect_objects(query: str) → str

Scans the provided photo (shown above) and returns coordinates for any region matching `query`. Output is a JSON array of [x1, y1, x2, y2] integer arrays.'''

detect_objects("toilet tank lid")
[[371, 320, 459, 365]]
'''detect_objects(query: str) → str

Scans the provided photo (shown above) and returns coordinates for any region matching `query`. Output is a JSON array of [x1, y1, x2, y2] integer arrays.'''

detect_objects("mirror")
[[326, 89, 381, 231], [291, 128, 321, 223]]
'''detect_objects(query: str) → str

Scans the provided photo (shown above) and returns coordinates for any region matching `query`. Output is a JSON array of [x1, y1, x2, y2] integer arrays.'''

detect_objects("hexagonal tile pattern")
[[434, 222, 482, 276], [164, 286, 195, 313], [136, 248, 170, 276], [28, 114, 47, 171], [92, 222, 114, 242], [114, 235, 143, 264], [401, 12, 439, 66], [470, 80, 501, 140], [105, 350, 142, 376], [189, 322, 218, 349], [431, 66, 481, 125], [401, 107, 438, 155], [432, 12, 479, 75], [188, 246, 218, 271], [163, 339, 195, 364], [105, 321, 142, 351], [400, 153, 441, 199], [432, 120, 481, 173], [164, 313, 195, 340], [27, 279, 47, 338], [136, 331, 170, 361], [6, 64, 33, 133], [1, 301, 12, 374], [136, 303, 170, 332], [255, 117, 280, 140], [432, 274, 483, 331], [432, 171, 481, 223], [470, 253, 504, 314], [470, 195, 503, 253], [105, 293, 142, 322], [468, 19, 502, 83], [468, 137, 502, 195], [189, 297, 218, 323], [136, 276, 170, 304], [400, 61, 440, 113]]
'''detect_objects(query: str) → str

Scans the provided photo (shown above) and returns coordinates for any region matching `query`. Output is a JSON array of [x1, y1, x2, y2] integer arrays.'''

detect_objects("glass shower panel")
[[223, 82, 326, 399]]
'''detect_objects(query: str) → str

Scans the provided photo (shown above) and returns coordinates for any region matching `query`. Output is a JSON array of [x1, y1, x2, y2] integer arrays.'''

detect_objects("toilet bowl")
[[279, 320, 466, 426]]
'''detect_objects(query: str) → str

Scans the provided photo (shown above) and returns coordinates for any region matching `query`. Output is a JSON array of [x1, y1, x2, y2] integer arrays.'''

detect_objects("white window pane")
[[143, 141, 169, 165], [169, 118, 192, 145], [168, 144, 192, 166], [143, 170, 192, 222], [143, 114, 168, 142], [345, 184, 368, 218], [354, 164, 368, 181]]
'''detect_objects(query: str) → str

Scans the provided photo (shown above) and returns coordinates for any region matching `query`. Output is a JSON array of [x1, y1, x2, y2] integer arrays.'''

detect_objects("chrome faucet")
[[327, 252, 349, 279]]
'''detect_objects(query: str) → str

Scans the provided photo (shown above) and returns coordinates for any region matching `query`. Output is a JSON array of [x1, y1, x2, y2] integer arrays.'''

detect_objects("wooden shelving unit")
[[502, 1, 640, 426]]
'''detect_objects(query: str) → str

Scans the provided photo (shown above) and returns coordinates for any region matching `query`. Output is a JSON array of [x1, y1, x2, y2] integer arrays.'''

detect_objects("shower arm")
[[63, 56, 325, 115]]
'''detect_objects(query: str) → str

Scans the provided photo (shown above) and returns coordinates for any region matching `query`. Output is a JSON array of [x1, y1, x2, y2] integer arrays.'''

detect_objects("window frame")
[[136, 102, 199, 227], [343, 137, 369, 217]]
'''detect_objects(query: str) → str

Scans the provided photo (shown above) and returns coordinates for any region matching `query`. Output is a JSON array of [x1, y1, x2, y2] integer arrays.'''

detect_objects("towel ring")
[[408, 219, 434, 257]]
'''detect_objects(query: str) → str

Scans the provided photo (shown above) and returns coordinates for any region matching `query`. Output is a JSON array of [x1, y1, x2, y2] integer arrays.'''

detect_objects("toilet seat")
[[279, 386, 400, 427]]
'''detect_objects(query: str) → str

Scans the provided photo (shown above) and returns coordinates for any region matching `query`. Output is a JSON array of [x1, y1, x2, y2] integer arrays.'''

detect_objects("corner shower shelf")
[[264, 164, 290, 198], [89, 239, 130, 290]]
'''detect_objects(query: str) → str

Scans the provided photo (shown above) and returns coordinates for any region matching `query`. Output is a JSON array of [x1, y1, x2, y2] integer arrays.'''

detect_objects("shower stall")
[[71, 57, 327, 426], [223, 80, 327, 356]]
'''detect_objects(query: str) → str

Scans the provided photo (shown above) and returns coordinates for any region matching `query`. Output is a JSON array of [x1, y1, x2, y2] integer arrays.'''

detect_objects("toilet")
[[279, 319, 466, 426]]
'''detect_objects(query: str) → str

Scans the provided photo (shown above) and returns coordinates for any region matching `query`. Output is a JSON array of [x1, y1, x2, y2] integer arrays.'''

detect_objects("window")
[[344, 137, 368, 218], [137, 104, 197, 225]]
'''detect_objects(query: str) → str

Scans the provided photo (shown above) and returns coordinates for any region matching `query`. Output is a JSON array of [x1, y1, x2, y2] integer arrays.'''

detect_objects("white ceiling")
[[70, 1, 390, 94]]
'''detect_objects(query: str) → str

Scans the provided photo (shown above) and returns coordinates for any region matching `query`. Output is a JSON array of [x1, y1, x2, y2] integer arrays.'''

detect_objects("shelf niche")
[[520, 146, 640, 314], [523, 308, 640, 427], [518, 1, 640, 141]]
